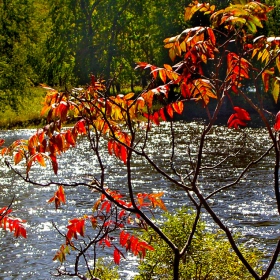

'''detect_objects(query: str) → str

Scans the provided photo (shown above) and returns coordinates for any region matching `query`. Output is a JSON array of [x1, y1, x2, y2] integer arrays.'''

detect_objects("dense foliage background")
[[0, 0, 279, 111]]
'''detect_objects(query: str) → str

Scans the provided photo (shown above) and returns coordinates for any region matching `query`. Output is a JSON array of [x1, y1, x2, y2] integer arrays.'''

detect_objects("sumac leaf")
[[166, 104, 174, 118], [274, 111, 280, 131], [120, 145, 127, 164], [0, 139, 5, 147], [113, 248, 121, 265], [14, 151, 24, 165]]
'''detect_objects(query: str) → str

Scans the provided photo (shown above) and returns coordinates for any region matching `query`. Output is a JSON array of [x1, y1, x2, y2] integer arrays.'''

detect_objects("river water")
[[0, 122, 280, 279]]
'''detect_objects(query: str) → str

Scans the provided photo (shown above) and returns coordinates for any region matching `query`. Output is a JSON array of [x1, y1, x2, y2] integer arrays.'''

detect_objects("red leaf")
[[152, 112, 160, 125], [50, 154, 58, 175], [274, 111, 280, 131], [66, 218, 85, 241], [119, 230, 130, 247], [233, 106, 251, 121], [113, 248, 121, 265], [1, 147, 8, 156], [120, 145, 127, 164], [118, 209, 126, 219], [228, 107, 250, 129], [0, 213, 27, 238], [108, 140, 114, 155], [166, 104, 174, 118], [74, 120, 87, 135], [113, 142, 120, 158], [181, 82, 191, 98], [0, 139, 5, 147], [65, 130, 76, 146], [55, 134, 64, 151], [228, 118, 247, 129], [76, 219, 85, 237], [231, 84, 239, 94], [101, 201, 111, 213], [159, 108, 166, 121], [105, 238, 111, 247]]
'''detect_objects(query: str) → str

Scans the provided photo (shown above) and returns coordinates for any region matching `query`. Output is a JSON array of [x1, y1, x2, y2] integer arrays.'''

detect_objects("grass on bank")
[[0, 87, 47, 129], [0, 85, 145, 130]]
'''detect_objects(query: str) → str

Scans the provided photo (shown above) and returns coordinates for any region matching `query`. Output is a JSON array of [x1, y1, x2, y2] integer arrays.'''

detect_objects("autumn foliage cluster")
[[2, 1, 280, 279]]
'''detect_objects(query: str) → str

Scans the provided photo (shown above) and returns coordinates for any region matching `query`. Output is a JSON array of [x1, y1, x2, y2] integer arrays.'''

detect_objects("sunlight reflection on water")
[[0, 123, 280, 279]]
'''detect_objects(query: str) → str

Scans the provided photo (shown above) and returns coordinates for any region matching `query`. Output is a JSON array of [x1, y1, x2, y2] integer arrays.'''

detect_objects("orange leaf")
[[58, 185, 66, 204], [48, 185, 66, 209], [14, 151, 24, 165], [172, 101, 184, 114], [262, 68, 274, 92], [1, 147, 8, 156], [35, 153, 46, 167], [141, 90, 155, 109], [65, 130, 76, 146]]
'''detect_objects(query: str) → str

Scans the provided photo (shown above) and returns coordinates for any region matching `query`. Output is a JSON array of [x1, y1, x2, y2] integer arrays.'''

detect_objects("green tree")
[[0, 0, 48, 110], [46, 0, 188, 89]]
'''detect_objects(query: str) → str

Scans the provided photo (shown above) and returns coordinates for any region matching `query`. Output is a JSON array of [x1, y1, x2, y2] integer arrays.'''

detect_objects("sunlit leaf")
[[14, 151, 24, 165], [159, 69, 167, 84], [124, 92, 135, 100], [262, 68, 274, 92], [272, 78, 280, 103], [141, 90, 154, 109]]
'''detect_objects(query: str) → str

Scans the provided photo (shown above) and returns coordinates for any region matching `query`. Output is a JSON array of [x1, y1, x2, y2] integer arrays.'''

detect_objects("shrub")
[[135, 207, 267, 280]]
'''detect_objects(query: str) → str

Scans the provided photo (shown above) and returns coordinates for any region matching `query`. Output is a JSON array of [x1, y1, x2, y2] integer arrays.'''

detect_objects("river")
[[0, 122, 280, 279]]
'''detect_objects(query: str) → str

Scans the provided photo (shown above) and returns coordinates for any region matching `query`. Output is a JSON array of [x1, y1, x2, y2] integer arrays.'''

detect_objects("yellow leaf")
[[169, 47, 177, 62], [273, 78, 280, 103], [124, 92, 135, 100], [276, 56, 280, 73], [159, 69, 167, 84]]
